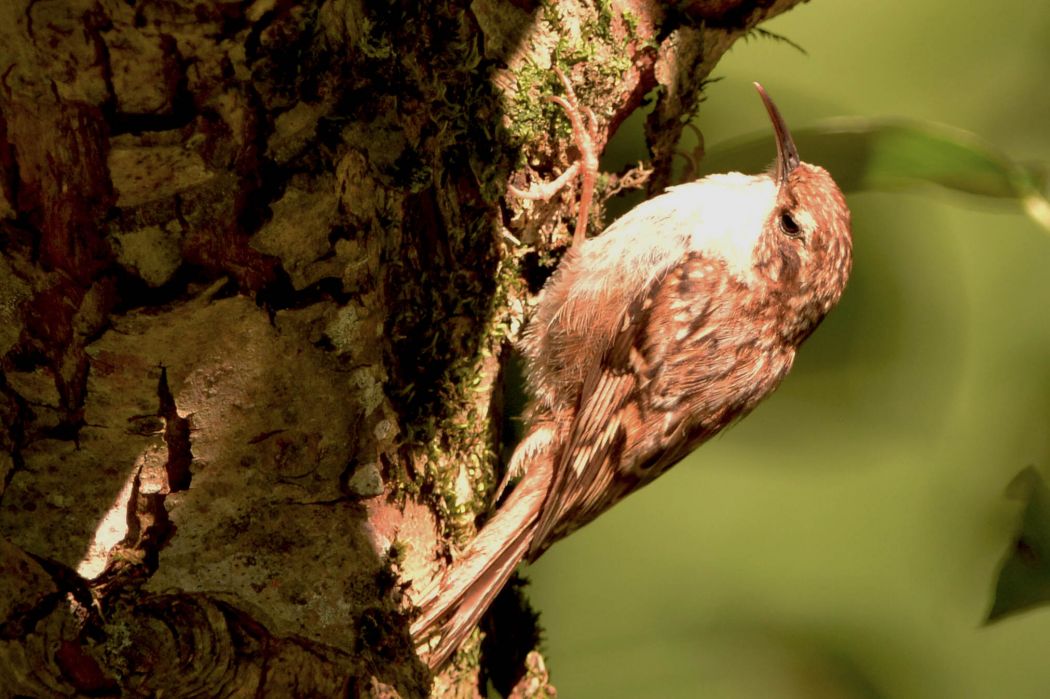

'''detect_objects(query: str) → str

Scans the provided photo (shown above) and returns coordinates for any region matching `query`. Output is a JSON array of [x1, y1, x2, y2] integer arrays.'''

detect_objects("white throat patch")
[[671, 173, 777, 281]]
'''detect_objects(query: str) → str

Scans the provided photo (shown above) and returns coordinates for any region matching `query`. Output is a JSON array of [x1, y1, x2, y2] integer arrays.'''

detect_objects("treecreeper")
[[411, 78, 853, 669]]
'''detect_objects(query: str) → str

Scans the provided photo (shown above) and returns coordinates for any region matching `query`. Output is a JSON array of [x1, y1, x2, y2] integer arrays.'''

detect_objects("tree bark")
[[0, 0, 802, 695]]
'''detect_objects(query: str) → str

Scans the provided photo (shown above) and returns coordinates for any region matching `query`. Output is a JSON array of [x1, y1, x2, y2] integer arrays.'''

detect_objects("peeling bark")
[[0, 0, 802, 695]]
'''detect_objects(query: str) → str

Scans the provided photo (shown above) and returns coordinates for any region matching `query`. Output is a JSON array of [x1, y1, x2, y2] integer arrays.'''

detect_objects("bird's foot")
[[508, 66, 600, 249]]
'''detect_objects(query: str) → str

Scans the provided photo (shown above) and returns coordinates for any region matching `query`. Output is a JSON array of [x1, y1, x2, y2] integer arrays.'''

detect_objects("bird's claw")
[[509, 66, 601, 249]]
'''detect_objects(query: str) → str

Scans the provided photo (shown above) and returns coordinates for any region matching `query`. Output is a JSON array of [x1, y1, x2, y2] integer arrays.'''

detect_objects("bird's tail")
[[410, 457, 552, 669]]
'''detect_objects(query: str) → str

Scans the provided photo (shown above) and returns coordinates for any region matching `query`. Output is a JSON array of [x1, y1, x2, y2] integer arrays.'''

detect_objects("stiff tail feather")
[[410, 457, 553, 668]]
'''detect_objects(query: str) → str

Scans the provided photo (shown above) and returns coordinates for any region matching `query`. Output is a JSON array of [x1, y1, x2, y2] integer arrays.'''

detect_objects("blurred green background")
[[527, 1, 1050, 697]]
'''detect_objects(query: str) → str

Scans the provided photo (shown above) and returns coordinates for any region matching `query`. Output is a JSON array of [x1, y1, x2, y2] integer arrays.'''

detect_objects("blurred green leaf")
[[698, 118, 1050, 232], [986, 467, 1050, 622]]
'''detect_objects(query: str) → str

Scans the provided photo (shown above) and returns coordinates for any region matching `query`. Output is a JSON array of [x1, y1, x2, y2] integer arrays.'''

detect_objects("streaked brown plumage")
[[411, 83, 853, 668]]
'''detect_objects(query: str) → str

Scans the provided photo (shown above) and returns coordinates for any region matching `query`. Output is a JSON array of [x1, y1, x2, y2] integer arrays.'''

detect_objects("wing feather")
[[529, 290, 652, 554], [527, 252, 752, 557]]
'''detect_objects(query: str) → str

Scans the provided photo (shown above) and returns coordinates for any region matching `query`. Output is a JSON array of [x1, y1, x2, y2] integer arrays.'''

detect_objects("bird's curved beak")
[[753, 83, 801, 187]]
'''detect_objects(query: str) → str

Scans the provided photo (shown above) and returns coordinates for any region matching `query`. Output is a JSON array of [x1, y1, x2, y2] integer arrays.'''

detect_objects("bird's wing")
[[527, 253, 736, 557], [527, 270, 670, 555]]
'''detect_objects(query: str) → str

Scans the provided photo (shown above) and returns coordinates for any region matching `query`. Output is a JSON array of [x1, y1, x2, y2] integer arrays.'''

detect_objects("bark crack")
[[91, 366, 192, 600]]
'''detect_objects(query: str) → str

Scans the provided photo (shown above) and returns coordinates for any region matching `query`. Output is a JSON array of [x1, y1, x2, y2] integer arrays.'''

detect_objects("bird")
[[410, 77, 853, 670]]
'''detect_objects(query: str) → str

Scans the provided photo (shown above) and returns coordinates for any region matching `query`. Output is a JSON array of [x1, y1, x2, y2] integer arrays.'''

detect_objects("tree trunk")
[[0, 0, 801, 695]]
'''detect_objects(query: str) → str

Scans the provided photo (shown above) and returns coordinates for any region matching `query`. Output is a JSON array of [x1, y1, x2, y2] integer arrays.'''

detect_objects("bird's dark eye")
[[779, 211, 801, 238]]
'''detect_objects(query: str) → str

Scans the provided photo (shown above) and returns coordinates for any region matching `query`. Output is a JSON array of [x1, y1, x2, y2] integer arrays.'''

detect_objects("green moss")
[[504, 61, 556, 148], [451, 627, 484, 670], [386, 222, 523, 535], [359, 3, 641, 540], [593, 0, 615, 42], [539, 0, 562, 31], [99, 616, 135, 681], [395, 255, 524, 543], [358, 17, 394, 59], [507, 0, 638, 148], [622, 9, 639, 38]]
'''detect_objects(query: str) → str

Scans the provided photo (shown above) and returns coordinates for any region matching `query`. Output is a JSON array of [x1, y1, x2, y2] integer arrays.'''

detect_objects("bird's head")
[[752, 84, 853, 346]]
